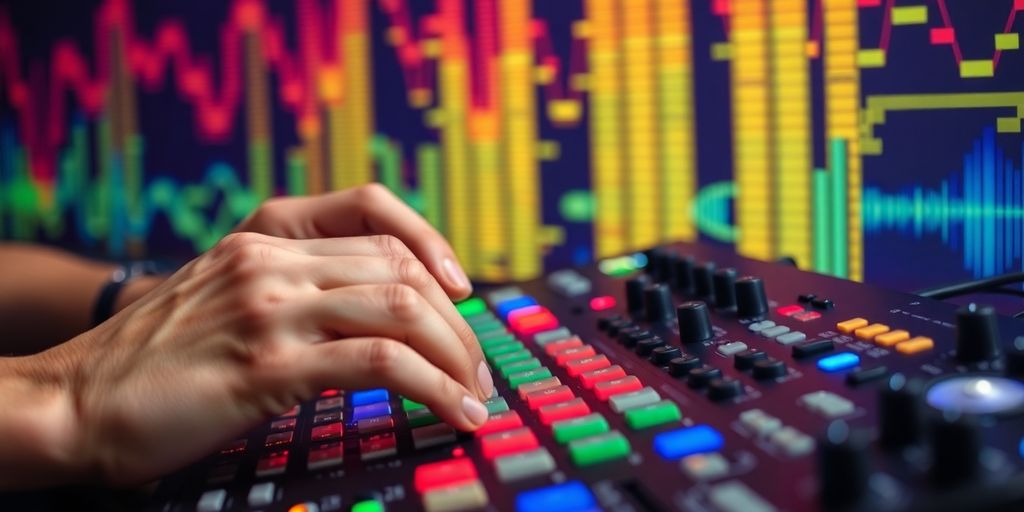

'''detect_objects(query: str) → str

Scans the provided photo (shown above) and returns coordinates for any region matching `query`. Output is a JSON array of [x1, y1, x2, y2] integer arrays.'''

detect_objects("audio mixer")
[[150, 242, 1024, 512]]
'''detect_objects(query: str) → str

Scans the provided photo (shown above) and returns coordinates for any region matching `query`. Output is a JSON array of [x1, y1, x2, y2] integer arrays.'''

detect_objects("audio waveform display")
[[1, 0, 1023, 291]]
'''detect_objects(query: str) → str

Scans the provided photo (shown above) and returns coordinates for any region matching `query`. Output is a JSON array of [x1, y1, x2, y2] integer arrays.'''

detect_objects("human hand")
[[235, 183, 472, 300], [6, 231, 491, 487]]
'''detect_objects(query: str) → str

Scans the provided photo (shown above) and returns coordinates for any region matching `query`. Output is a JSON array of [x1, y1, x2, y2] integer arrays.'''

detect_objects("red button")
[[256, 450, 289, 474], [526, 385, 575, 409], [414, 457, 478, 493], [509, 308, 559, 336], [480, 427, 539, 459], [475, 410, 523, 437], [776, 304, 804, 317], [555, 345, 597, 365], [544, 336, 583, 356], [589, 295, 617, 311], [566, 355, 611, 377], [594, 375, 643, 400], [538, 398, 591, 425], [311, 422, 343, 441], [579, 365, 626, 388], [793, 310, 822, 322], [319, 389, 341, 398]]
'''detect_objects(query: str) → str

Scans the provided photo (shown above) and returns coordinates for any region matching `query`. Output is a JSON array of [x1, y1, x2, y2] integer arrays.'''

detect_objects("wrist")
[[113, 275, 165, 314]]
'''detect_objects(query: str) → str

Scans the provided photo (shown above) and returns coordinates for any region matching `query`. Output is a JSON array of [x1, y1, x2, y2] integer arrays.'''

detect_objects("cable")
[[916, 272, 1024, 299]]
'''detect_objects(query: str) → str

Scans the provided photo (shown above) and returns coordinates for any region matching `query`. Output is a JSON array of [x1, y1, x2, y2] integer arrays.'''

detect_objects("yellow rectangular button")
[[896, 336, 934, 355], [836, 318, 869, 334], [854, 323, 890, 340], [874, 329, 910, 347]]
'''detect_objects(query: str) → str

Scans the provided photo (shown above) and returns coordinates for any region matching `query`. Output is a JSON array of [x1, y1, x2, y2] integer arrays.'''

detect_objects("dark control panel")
[[150, 242, 1024, 512]]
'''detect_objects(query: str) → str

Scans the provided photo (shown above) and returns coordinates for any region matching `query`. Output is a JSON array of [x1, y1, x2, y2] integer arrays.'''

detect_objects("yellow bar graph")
[[622, 0, 660, 249]]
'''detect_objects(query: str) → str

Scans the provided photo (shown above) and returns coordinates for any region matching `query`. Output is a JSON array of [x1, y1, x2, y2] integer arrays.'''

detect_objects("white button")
[[760, 325, 791, 338], [747, 320, 776, 332], [197, 489, 227, 512], [775, 331, 807, 345], [717, 342, 749, 356], [681, 452, 731, 480], [247, 482, 275, 507], [709, 481, 776, 512]]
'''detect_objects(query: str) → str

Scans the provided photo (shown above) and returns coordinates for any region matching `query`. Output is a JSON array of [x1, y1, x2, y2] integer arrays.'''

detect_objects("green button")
[[568, 431, 631, 466], [351, 499, 385, 512], [402, 398, 426, 412], [466, 312, 497, 326], [624, 400, 682, 430], [508, 367, 553, 389], [407, 407, 439, 427], [484, 397, 509, 415], [499, 357, 541, 378], [455, 297, 487, 317], [493, 349, 532, 367], [479, 332, 516, 348], [472, 319, 505, 335], [552, 413, 610, 444], [484, 341, 525, 361]]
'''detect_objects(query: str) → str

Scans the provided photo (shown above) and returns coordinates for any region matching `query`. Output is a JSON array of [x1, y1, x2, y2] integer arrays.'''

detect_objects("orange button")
[[538, 398, 591, 425], [836, 318, 869, 334], [545, 336, 583, 356], [526, 385, 575, 410], [896, 336, 934, 355], [509, 308, 559, 336], [579, 365, 626, 388], [874, 329, 910, 347], [854, 323, 890, 340], [555, 345, 597, 365], [414, 457, 478, 493], [594, 375, 643, 401], [566, 355, 611, 377]]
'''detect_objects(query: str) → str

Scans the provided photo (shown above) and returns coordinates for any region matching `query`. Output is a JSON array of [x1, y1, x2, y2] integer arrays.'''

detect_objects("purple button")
[[352, 401, 392, 421]]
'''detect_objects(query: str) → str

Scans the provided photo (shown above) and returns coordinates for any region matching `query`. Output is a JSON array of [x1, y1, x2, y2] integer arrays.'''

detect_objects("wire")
[[978, 287, 1024, 299], [916, 272, 1024, 299]]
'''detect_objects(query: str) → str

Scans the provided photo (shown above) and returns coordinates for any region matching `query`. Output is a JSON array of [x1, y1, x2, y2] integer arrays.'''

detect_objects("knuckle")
[[383, 284, 422, 320], [395, 257, 433, 289], [228, 242, 276, 279], [365, 338, 403, 375], [250, 197, 291, 227], [371, 234, 412, 258], [353, 182, 393, 203], [216, 231, 265, 255]]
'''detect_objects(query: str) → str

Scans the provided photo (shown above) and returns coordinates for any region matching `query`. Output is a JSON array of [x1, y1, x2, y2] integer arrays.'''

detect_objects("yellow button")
[[854, 323, 890, 340], [874, 329, 910, 347], [836, 318, 869, 334], [896, 336, 934, 355]]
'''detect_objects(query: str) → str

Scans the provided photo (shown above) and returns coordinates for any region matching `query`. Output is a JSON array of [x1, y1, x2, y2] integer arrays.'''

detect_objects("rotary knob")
[[693, 262, 716, 300], [672, 255, 696, 294], [735, 276, 769, 319], [929, 413, 984, 485], [712, 268, 738, 310], [625, 275, 650, 315], [676, 301, 713, 344], [644, 283, 675, 323], [818, 421, 870, 509], [955, 303, 1001, 363], [878, 374, 925, 451]]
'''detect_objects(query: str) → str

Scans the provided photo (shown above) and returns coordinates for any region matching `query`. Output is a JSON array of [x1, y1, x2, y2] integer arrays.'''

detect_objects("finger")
[[298, 284, 489, 401], [254, 185, 472, 299], [301, 337, 489, 431], [302, 255, 489, 396]]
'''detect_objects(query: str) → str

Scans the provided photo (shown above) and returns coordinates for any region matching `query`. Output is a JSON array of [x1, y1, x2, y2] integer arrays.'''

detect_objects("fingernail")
[[462, 395, 489, 426], [477, 360, 494, 399], [443, 257, 472, 292]]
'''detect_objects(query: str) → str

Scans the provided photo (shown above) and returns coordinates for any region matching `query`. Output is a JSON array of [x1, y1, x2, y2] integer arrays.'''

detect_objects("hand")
[[3, 231, 492, 487], [235, 183, 472, 300]]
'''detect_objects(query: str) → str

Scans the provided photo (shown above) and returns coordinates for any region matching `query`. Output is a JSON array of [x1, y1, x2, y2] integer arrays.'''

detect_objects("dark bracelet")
[[91, 262, 159, 327]]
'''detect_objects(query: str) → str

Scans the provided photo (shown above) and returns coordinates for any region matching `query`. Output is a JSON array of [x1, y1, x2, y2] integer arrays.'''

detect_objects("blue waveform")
[[864, 127, 1024, 278]]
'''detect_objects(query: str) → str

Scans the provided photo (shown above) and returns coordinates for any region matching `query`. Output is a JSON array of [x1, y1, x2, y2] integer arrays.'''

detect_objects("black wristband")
[[91, 263, 157, 327]]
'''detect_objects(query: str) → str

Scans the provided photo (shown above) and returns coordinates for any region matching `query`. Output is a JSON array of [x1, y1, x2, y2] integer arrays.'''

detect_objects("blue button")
[[817, 352, 860, 373], [516, 481, 596, 512], [653, 425, 724, 460], [351, 388, 389, 406], [496, 296, 538, 319], [352, 402, 391, 421]]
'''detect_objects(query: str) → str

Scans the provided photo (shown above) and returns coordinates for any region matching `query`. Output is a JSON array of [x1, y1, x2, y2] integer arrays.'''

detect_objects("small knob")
[[708, 378, 743, 401], [636, 336, 667, 356], [752, 358, 786, 380], [878, 374, 925, 451], [644, 283, 675, 322], [651, 345, 681, 365], [1007, 337, 1024, 377], [644, 248, 668, 281], [955, 303, 1001, 363], [687, 366, 722, 388], [712, 268, 738, 310], [735, 276, 769, 319], [668, 355, 701, 377], [625, 275, 650, 314], [693, 262, 716, 300], [659, 252, 681, 285], [818, 421, 870, 509], [672, 255, 696, 294], [929, 412, 984, 486], [676, 301, 714, 344]]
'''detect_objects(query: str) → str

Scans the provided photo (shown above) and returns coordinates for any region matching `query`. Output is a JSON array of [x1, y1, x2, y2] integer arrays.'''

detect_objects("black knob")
[[651, 345, 681, 365], [687, 365, 722, 388], [625, 275, 650, 314], [644, 248, 668, 281], [929, 413, 984, 486], [644, 284, 674, 322], [659, 252, 681, 285], [818, 421, 870, 509], [734, 349, 767, 370], [708, 378, 743, 401], [955, 303, 1001, 363], [1008, 337, 1024, 377], [672, 255, 696, 294], [735, 276, 769, 319], [676, 301, 714, 344], [668, 355, 701, 377], [693, 262, 716, 300], [606, 319, 634, 337], [712, 268, 738, 310], [752, 358, 786, 380], [878, 374, 925, 451], [618, 328, 651, 348], [636, 336, 666, 356]]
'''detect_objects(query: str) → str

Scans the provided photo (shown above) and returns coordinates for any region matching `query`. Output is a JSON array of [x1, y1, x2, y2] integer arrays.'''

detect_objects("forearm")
[[0, 244, 163, 354], [0, 353, 83, 490]]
